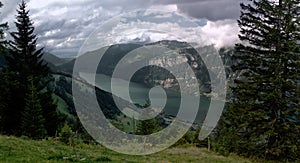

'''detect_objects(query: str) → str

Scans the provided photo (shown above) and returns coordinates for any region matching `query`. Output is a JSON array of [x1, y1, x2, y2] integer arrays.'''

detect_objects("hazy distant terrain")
[[37, 40, 237, 128]]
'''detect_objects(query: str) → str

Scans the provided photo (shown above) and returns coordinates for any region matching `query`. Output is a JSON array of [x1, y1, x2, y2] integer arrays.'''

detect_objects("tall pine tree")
[[8, 0, 49, 84], [3, 0, 60, 137], [0, 1, 11, 134], [215, 0, 299, 161], [0, 1, 7, 53], [21, 79, 46, 139], [136, 105, 162, 135], [0, 70, 18, 134]]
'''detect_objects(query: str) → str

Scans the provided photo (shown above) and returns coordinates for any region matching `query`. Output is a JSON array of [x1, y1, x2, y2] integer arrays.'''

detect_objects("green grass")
[[0, 135, 256, 163]]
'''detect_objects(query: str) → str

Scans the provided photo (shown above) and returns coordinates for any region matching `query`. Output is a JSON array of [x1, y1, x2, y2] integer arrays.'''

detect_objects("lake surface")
[[79, 73, 224, 124]]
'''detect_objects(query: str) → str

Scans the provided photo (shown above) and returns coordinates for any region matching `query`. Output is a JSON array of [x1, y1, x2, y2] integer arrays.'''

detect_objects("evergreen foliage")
[[135, 102, 162, 135], [7, 0, 49, 85], [215, 0, 300, 161], [0, 1, 12, 134], [0, 1, 7, 53], [136, 109, 162, 135], [0, 70, 17, 133], [59, 123, 75, 145], [136, 118, 162, 135], [40, 89, 63, 136], [21, 79, 46, 139], [0, 0, 60, 137]]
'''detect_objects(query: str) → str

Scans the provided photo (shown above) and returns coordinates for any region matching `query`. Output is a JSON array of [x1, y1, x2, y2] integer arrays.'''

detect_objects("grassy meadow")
[[0, 135, 258, 163]]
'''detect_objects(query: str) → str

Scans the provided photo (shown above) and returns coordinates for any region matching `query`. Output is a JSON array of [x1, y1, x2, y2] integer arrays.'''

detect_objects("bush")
[[59, 123, 75, 145]]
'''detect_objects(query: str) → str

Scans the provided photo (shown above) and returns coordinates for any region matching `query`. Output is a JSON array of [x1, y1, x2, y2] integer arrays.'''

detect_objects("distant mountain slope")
[[57, 43, 142, 75], [42, 52, 72, 66], [56, 40, 238, 96], [51, 41, 235, 127], [0, 41, 238, 127], [0, 52, 71, 69]]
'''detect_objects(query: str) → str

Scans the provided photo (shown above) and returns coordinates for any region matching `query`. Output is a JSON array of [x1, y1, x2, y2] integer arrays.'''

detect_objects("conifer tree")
[[0, 69, 19, 134], [40, 90, 62, 136], [215, 0, 300, 161], [136, 118, 162, 135], [4, 0, 59, 136], [0, 1, 11, 134], [0, 1, 7, 53], [135, 102, 162, 135], [8, 0, 49, 84], [21, 79, 46, 139]]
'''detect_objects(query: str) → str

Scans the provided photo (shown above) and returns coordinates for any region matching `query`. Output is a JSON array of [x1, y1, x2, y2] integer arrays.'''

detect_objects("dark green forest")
[[0, 0, 299, 162]]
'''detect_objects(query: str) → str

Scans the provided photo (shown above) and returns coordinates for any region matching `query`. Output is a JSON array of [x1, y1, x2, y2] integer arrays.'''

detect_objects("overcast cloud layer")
[[1, 0, 243, 57]]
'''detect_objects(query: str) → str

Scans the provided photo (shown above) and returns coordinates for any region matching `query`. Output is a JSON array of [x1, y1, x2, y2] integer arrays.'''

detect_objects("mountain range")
[[0, 40, 238, 129]]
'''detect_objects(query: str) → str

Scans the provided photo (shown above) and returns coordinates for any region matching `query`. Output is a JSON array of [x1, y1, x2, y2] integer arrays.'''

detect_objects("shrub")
[[59, 123, 75, 145]]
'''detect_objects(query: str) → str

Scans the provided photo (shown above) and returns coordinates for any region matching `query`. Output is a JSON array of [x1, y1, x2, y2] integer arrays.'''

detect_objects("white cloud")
[[149, 4, 178, 13], [1, 0, 241, 57], [80, 10, 239, 55], [201, 19, 239, 48]]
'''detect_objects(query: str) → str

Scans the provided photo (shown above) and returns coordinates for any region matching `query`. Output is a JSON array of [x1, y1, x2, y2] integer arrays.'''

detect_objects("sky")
[[1, 0, 244, 57]]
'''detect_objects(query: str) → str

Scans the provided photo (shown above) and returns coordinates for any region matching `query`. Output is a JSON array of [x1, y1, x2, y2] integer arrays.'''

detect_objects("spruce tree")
[[135, 102, 162, 135], [136, 118, 162, 135], [215, 0, 300, 161], [4, 0, 59, 136], [0, 1, 7, 53], [21, 79, 46, 139], [0, 71, 15, 133], [40, 90, 62, 136], [0, 1, 11, 134], [0, 0, 6, 95], [8, 0, 49, 84]]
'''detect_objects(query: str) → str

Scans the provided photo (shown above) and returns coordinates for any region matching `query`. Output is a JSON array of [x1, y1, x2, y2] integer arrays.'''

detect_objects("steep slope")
[[57, 41, 215, 94], [42, 52, 72, 66]]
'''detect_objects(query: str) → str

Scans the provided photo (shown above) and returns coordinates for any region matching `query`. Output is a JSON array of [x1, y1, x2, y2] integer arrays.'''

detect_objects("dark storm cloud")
[[178, 1, 240, 21], [155, 0, 243, 21], [155, 0, 210, 5]]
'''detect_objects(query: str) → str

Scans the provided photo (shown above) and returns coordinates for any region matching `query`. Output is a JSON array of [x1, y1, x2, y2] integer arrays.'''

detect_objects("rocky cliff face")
[[56, 40, 239, 98], [143, 45, 209, 96], [130, 41, 237, 97], [137, 42, 240, 99]]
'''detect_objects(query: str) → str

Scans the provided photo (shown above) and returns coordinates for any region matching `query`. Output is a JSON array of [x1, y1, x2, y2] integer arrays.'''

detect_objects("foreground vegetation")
[[0, 135, 256, 163], [215, 0, 299, 161]]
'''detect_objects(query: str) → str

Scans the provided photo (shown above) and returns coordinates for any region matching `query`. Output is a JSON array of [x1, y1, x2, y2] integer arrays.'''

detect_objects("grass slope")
[[0, 135, 254, 163]]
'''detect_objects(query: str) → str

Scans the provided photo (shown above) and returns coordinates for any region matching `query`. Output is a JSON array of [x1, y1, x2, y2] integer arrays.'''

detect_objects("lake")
[[79, 73, 224, 124]]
